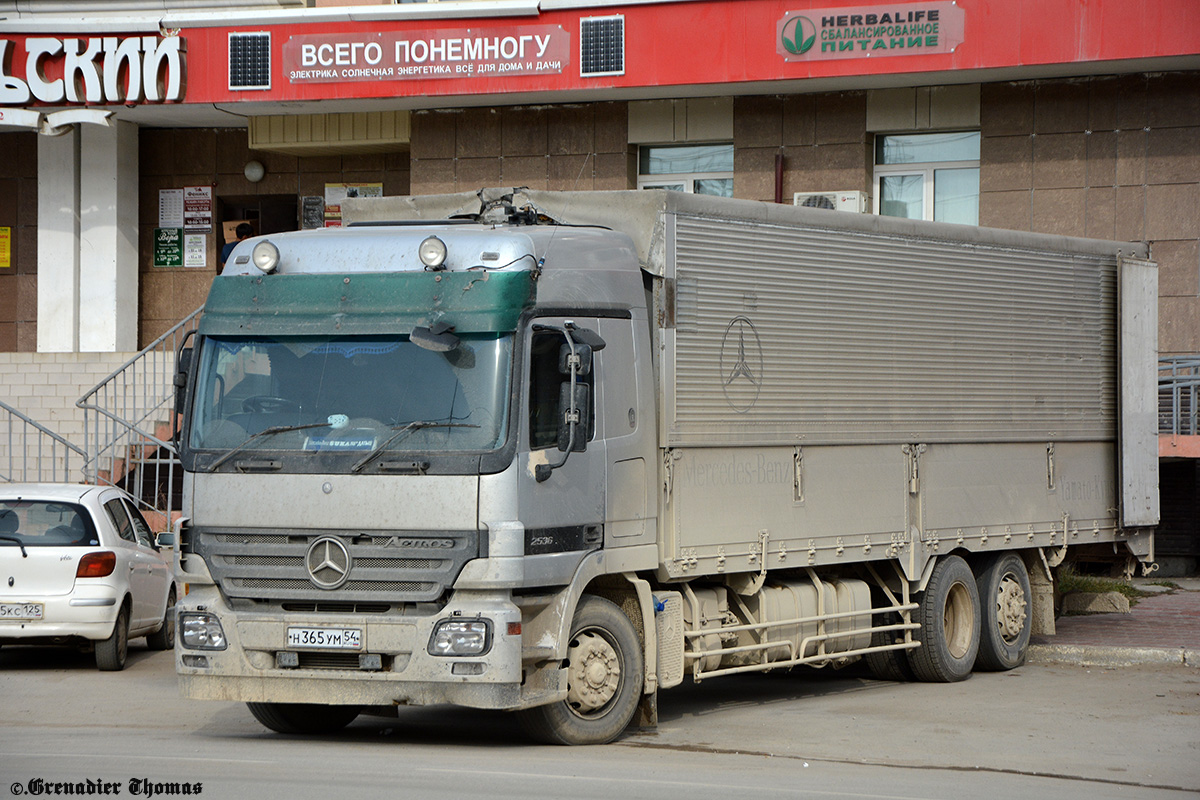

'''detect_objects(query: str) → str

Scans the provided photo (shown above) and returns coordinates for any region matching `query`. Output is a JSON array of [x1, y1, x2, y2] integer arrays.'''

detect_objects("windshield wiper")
[[0, 535, 27, 558], [351, 420, 480, 474], [205, 422, 333, 472]]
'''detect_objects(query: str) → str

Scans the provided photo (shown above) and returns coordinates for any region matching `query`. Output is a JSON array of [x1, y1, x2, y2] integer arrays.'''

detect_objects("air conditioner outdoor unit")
[[793, 191, 868, 213]]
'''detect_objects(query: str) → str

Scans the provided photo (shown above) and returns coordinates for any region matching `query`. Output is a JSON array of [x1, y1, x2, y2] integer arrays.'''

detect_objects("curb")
[[1028, 643, 1200, 668]]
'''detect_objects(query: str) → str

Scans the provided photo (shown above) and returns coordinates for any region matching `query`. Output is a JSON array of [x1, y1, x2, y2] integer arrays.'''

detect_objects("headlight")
[[251, 240, 280, 274], [418, 236, 447, 269], [428, 619, 491, 656], [180, 612, 228, 650]]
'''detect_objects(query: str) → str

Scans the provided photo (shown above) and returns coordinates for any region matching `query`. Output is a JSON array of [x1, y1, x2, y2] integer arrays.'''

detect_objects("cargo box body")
[[503, 190, 1158, 582]]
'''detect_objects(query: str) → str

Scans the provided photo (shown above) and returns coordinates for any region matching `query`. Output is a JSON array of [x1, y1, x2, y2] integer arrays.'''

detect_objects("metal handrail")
[[0, 399, 87, 483], [1159, 355, 1200, 437], [75, 305, 203, 517]]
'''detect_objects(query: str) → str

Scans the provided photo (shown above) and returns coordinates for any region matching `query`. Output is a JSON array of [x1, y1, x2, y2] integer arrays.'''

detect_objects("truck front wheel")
[[908, 555, 980, 682], [517, 595, 643, 745], [247, 702, 360, 734], [974, 553, 1032, 671]]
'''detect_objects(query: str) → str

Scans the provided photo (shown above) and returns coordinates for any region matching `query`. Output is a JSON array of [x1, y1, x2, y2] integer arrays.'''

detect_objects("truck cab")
[[175, 208, 658, 741]]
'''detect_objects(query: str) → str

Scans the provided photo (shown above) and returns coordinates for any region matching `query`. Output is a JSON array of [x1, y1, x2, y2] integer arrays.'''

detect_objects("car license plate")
[[286, 627, 361, 649], [0, 602, 44, 620]]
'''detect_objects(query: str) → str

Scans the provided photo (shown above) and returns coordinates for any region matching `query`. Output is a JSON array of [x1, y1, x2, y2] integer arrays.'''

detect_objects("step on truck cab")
[[173, 188, 1159, 744]]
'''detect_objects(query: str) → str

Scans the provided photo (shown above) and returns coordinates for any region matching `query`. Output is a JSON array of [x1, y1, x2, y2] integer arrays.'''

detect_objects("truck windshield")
[[188, 334, 512, 457]]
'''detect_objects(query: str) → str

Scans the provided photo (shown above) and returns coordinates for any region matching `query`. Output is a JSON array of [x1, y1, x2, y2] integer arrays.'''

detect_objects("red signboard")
[[282, 25, 570, 85], [0, 0, 1197, 108]]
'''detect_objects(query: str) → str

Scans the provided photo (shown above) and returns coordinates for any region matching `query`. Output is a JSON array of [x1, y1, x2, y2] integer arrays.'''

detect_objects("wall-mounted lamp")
[[244, 160, 266, 183]]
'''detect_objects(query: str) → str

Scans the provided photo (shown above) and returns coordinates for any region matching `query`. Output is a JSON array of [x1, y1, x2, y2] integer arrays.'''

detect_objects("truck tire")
[[95, 605, 129, 672], [247, 702, 361, 734], [908, 556, 980, 682], [146, 588, 176, 651], [517, 595, 643, 745], [865, 612, 915, 681], [974, 553, 1032, 671]]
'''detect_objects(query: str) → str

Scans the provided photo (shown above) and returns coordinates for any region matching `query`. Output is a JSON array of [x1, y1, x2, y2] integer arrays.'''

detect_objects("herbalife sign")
[[778, 2, 964, 61]]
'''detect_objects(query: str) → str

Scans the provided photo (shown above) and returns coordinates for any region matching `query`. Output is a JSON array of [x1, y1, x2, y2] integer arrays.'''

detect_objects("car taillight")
[[76, 551, 116, 578]]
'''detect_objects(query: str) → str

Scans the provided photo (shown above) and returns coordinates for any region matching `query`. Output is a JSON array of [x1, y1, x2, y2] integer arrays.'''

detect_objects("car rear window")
[[0, 501, 99, 547]]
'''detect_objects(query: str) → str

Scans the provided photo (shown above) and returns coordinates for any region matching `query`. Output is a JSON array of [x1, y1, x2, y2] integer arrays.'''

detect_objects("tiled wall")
[[408, 103, 634, 194], [137, 127, 412, 348], [0, 351, 136, 481], [979, 74, 1200, 355], [732, 92, 872, 202], [0, 132, 39, 353], [728, 75, 1200, 355]]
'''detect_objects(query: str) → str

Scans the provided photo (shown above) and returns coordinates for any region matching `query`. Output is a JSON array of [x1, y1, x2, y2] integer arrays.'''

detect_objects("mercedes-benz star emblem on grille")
[[305, 536, 352, 590]]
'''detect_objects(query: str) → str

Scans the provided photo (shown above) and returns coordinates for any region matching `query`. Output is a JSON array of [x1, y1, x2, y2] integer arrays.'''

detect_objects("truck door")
[[517, 317, 607, 559]]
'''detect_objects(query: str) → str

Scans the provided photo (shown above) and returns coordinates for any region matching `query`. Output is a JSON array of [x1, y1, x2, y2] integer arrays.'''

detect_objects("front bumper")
[[176, 585, 561, 710]]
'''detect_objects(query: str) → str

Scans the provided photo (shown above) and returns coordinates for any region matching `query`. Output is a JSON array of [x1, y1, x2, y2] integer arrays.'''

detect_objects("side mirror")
[[556, 382, 591, 452], [155, 531, 176, 550], [173, 345, 193, 433], [558, 343, 592, 376]]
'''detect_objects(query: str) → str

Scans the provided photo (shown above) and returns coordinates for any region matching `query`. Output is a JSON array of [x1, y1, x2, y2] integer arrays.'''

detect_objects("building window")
[[873, 132, 980, 225], [638, 144, 733, 196]]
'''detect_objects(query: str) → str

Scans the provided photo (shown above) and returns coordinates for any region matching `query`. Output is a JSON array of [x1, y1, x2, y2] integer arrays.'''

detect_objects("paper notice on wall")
[[158, 189, 184, 228], [184, 186, 213, 232], [184, 233, 207, 268], [302, 196, 325, 230]]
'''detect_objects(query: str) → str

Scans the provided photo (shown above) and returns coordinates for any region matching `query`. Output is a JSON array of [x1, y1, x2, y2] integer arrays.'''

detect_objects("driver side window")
[[528, 331, 595, 450]]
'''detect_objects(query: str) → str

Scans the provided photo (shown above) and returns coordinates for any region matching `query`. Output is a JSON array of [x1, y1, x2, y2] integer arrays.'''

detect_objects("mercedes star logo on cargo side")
[[719, 315, 763, 413], [305, 536, 352, 590]]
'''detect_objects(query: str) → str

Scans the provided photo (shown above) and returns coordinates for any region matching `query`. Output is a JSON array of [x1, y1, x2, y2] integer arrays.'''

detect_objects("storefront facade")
[[0, 0, 1198, 552]]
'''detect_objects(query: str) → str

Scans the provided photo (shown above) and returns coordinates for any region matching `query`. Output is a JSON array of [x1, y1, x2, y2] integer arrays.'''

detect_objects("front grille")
[[231, 578, 437, 593], [280, 602, 391, 614], [224, 555, 444, 570], [195, 527, 479, 604]]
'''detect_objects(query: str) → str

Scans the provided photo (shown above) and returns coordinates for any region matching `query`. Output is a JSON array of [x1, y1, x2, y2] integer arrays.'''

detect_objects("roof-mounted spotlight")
[[418, 236, 448, 270], [252, 240, 280, 274]]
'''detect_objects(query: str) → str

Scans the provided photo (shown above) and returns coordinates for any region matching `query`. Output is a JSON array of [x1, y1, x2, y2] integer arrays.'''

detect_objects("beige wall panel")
[[629, 99, 677, 143], [684, 97, 733, 141], [866, 87, 916, 131], [928, 84, 980, 129]]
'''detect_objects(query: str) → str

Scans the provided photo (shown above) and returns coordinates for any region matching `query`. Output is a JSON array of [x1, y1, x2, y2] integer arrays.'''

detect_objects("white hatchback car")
[[0, 483, 177, 670]]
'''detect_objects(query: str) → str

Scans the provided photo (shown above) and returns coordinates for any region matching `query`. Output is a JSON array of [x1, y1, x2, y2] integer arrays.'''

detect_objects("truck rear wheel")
[[247, 702, 361, 734], [908, 555, 980, 682], [974, 553, 1032, 671], [517, 595, 643, 745], [865, 611, 915, 681]]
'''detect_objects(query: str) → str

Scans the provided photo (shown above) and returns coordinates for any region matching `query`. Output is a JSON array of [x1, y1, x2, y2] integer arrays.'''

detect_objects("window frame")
[[872, 132, 980, 225], [636, 143, 734, 196]]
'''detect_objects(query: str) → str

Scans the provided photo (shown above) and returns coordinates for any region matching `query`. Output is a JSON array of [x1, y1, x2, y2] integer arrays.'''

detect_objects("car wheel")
[[96, 605, 129, 671], [247, 703, 361, 734], [146, 588, 176, 651]]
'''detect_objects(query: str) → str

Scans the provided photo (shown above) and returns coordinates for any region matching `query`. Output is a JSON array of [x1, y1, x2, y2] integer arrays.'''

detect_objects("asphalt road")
[[0, 642, 1197, 800]]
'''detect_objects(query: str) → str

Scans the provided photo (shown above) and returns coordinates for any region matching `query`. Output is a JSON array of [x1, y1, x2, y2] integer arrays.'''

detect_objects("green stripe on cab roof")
[[198, 270, 536, 337]]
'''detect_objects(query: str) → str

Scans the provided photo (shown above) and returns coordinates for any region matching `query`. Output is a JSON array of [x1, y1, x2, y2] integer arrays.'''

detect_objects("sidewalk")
[[1029, 576, 1200, 668]]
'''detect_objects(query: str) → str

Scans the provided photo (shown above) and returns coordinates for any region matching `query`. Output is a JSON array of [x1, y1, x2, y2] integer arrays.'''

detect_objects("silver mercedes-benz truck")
[[173, 189, 1159, 744]]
